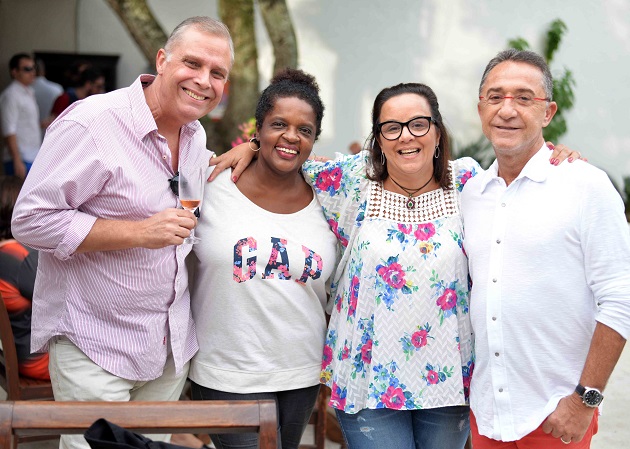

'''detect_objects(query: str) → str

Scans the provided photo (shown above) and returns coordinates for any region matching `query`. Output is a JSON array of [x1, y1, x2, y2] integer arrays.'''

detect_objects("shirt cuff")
[[54, 211, 98, 260]]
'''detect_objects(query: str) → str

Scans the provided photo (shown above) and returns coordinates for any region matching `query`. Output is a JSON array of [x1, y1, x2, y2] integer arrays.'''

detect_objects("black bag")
[[84, 418, 192, 449]]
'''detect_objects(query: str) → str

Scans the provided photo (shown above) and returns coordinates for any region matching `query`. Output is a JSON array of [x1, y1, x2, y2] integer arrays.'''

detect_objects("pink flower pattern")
[[315, 167, 343, 194], [376, 262, 406, 289], [381, 386, 406, 409], [411, 329, 429, 348], [414, 223, 436, 241], [437, 288, 457, 311], [304, 155, 480, 413]]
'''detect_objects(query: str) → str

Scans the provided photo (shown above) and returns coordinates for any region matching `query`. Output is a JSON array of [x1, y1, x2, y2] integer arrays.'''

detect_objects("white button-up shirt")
[[461, 145, 630, 441], [0, 80, 41, 162]]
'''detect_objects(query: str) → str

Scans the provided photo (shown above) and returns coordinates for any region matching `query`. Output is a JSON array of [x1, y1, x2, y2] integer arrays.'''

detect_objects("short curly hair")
[[254, 68, 324, 140]]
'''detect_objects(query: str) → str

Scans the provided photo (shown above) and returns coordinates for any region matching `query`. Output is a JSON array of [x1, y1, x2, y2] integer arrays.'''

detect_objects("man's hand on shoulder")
[[208, 142, 256, 183], [137, 208, 197, 249], [541, 393, 595, 444]]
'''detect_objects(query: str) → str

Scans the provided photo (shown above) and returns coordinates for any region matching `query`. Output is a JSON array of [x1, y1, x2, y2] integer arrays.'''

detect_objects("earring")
[[381, 151, 385, 165], [434, 145, 440, 159], [248, 137, 260, 152]]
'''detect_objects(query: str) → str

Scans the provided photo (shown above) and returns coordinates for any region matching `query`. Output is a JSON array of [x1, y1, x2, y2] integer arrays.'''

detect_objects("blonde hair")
[[164, 16, 234, 66]]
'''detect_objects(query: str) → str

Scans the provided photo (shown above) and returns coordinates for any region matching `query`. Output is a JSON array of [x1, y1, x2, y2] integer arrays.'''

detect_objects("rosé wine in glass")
[[179, 166, 204, 244]]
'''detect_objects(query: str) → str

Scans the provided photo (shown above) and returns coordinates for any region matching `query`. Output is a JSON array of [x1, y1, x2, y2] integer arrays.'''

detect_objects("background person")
[[462, 49, 630, 449], [0, 53, 41, 178], [11, 16, 232, 449], [31, 58, 63, 132], [0, 175, 49, 380], [189, 68, 338, 449], [347, 140, 362, 154], [50, 67, 105, 118]]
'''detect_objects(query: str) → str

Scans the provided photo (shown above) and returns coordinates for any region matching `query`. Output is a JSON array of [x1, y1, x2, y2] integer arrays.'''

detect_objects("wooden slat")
[[0, 403, 12, 449], [0, 292, 53, 402], [6, 400, 278, 449]]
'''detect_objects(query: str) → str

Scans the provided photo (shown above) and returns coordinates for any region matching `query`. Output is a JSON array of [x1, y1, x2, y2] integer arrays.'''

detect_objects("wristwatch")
[[575, 384, 604, 407]]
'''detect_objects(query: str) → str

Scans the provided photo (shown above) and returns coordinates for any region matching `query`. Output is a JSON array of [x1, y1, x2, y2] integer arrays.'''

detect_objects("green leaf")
[[508, 38, 530, 51], [553, 69, 576, 110], [453, 135, 495, 169], [545, 19, 567, 63]]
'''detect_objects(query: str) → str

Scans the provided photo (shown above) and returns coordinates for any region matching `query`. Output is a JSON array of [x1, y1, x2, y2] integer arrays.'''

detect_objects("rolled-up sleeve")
[[584, 170, 630, 339], [12, 119, 106, 259]]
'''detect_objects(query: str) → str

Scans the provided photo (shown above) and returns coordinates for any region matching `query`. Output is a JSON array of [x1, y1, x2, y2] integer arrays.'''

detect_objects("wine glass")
[[179, 165, 204, 244]]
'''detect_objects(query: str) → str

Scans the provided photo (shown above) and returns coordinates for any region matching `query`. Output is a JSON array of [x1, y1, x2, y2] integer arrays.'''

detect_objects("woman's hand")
[[547, 141, 588, 166], [208, 141, 257, 182]]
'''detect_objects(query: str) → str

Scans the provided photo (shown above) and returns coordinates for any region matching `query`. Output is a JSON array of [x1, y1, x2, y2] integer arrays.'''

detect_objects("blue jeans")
[[190, 382, 320, 449], [3, 160, 32, 176], [336, 406, 470, 449]]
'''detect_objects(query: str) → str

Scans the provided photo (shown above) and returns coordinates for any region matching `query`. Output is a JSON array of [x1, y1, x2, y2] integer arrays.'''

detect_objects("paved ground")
[[10, 345, 630, 448], [591, 342, 630, 448]]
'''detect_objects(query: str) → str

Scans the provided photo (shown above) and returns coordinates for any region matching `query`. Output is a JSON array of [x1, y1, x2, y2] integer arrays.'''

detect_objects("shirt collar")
[[130, 74, 202, 140], [12, 79, 34, 95], [478, 143, 551, 192]]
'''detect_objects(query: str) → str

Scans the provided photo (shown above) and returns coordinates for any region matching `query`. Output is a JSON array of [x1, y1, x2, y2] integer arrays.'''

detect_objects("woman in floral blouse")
[[217, 82, 578, 449], [302, 83, 477, 448]]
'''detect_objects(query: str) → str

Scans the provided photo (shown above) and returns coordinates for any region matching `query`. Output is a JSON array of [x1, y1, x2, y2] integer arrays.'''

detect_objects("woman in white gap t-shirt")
[[189, 68, 338, 449]]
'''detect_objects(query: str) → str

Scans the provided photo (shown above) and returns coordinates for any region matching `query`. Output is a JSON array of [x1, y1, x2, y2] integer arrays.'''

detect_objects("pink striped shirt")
[[12, 75, 208, 381]]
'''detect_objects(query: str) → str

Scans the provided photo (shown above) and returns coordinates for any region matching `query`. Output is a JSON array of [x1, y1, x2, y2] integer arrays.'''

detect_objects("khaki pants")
[[48, 336, 189, 449]]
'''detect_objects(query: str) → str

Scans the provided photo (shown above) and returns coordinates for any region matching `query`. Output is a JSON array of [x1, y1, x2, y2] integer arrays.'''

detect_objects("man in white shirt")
[[461, 49, 630, 448], [0, 53, 41, 178], [31, 59, 63, 130]]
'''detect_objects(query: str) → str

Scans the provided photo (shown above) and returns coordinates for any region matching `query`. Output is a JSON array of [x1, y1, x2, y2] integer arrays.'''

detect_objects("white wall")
[[1, 0, 628, 185]]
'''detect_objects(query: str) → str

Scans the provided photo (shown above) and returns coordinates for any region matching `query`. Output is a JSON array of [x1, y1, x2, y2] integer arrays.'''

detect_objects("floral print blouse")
[[302, 153, 481, 413]]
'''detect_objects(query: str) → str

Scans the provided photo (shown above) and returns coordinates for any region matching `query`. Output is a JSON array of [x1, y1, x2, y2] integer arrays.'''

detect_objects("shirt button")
[[501, 203, 506, 207], [493, 278, 498, 283], [492, 317, 497, 321], [495, 352, 500, 357], [496, 239, 501, 244], [162, 155, 167, 159], [499, 388, 504, 393]]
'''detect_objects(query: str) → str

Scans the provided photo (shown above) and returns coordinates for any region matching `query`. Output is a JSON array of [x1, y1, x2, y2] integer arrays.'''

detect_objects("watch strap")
[[575, 384, 586, 396]]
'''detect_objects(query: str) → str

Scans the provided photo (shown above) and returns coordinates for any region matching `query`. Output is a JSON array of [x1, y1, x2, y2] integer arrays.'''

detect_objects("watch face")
[[583, 389, 603, 406]]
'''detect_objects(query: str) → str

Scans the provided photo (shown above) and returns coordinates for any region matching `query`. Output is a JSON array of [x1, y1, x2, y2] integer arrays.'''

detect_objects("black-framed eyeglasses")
[[168, 172, 200, 217], [19, 66, 35, 72], [376, 116, 436, 141]]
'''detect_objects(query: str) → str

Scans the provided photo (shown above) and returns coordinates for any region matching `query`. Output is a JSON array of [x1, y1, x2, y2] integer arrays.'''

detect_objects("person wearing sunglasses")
[[0, 53, 40, 179], [12, 17, 232, 449]]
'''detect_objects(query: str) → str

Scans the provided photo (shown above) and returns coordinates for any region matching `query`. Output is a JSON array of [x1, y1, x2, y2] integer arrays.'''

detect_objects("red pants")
[[470, 410, 598, 449]]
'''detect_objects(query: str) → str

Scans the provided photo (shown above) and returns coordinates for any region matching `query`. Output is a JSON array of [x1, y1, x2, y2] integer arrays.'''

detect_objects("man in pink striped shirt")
[[12, 16, 232, 449]]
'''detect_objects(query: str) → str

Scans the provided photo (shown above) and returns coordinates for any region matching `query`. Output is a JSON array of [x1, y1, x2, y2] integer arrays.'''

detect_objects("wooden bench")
[[0, 292, 55, 447], [0, 399, 278, 448], [0, 292, 54, 401]]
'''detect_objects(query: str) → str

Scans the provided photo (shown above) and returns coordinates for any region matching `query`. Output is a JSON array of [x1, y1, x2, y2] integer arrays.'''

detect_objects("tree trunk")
[[104, 0, 167, 63], [204, 0, 260, 153], [258, 0, 298, 75]]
